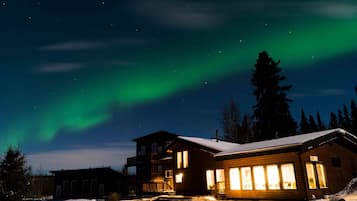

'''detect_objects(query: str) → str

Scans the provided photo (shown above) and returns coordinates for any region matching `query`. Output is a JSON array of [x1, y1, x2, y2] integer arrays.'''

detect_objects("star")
[[217, 50, 223, 54], [288, 31, 293, 35], [204, 81, 208, 85], [2, 2, 6, 6], [135, 28, 140, 32], [101, 1, 105, 5], [239, 39, 243, 43]]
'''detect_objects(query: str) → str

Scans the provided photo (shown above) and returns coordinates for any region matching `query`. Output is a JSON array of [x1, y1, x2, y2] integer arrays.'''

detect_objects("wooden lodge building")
[[130, 128, 357, 200], [126, 131, 178, 194]]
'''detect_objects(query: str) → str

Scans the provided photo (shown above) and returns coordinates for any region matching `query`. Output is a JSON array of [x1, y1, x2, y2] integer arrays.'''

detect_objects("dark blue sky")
[[0, 0, 356, 171]]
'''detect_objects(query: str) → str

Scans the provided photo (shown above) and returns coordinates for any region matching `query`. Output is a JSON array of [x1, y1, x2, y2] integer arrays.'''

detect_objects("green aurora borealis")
[[2, 0, 357, 153]]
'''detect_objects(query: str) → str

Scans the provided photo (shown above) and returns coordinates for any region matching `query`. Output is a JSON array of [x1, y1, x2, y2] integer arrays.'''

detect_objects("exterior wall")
[[221, 142, 357, 200], [173, 143, 221, 195], [52, 169, 122, 200], [134, 132, 176, 194], [300, 142, 357, 200], [221, 152, 306, 200], [29, 175, 54, 198]]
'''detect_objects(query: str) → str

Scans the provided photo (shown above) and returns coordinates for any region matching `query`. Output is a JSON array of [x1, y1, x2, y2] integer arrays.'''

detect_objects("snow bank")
[[64, 199, 97, 201]]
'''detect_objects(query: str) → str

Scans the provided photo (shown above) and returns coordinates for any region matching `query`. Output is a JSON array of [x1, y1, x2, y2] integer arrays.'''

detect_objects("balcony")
[[126, 156, 137, 167]]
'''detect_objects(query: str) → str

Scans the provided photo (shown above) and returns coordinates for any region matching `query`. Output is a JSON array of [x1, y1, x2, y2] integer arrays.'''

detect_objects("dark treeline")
[[222, 51, 357, 143]]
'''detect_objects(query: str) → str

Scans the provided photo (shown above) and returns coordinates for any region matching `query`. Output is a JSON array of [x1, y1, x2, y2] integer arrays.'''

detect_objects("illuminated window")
[[177, 152, 182, 169], [241, 167, 253, 190], [206, 170, 215, 190], [183, 150, 188, 168], [253, 166, 266, 190], [281, 163, 297, 189], [316, 164, 327, 188], [229, 168, 240, 190], [216, 169, 225, 194], [216, 169, 225, 182], [267, 165, 280, 190], [306, 163, 317, 189], [175, 173, 183, 183]]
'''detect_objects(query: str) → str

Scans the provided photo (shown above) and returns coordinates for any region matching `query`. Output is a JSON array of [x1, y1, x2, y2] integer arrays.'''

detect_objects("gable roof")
[[215, 128, 357, 158], [133, 130, 178, 142], [176, 136, 239, 152]]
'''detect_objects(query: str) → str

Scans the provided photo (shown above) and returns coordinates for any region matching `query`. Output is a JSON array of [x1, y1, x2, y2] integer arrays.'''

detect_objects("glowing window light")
[[216, 169, 225, 194], [316, 164, 327, 188], [175, 173, 183, 183], [183, 150, 188, 168], [281, 163, 297, 189], [229, 168, 241, 190], [306, 163, 317, 189], [253, 166, 266, 190], [206, 170, 215, 190], [216, 169, 225, 182], [267, 165, 280, 190], [241, 167, 253, 190], [177, 152, 182, 169]]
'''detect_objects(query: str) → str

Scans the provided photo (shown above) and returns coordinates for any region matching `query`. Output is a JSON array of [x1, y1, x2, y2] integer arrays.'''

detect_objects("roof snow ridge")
[[214, 128, 356, 157]]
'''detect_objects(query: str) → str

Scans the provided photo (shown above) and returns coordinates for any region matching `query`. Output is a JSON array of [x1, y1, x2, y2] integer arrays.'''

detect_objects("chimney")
[[215, 129, 219, 142]]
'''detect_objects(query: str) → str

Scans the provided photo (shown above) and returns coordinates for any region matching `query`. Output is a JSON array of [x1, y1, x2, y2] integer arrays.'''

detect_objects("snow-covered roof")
[[177, 136, 239, 152], [215, 128, 355, 157]]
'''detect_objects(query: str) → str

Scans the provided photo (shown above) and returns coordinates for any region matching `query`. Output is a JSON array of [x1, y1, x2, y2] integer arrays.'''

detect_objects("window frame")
[[281, 163, 297, 190], [229, 167, 241, 190]]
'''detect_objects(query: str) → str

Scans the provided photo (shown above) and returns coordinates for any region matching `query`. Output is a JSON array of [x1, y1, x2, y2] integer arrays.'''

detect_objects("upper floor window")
[[177, 150, 189, 169], [138, 145, 146, 156], [177, 152, 182, 169], [157, 145, 163, 154], [183, 150, 188, 168], [151, 143, 157, 154]]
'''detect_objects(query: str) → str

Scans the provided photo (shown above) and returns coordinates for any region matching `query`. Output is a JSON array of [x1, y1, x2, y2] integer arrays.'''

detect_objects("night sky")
[[1, 0, 357, 172]]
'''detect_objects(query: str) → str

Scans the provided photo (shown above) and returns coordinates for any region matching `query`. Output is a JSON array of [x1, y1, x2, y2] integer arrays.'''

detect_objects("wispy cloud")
[[27, 143, 135, 172], [130, 0, 224, 29], [292, 88, 345, 98], [40, 41, 107, 51], [35, 63, 85, 73], [306, 1, 357, 18]]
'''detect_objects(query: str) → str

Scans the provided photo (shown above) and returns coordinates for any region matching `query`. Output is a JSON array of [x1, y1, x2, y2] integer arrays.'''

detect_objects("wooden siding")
[[222, 152, 306, 200], [300, 141, 357, 200], [172, 142, 222, 195]]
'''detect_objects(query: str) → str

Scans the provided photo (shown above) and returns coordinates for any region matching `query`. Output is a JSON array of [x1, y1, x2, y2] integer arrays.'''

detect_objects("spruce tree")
[[329, 112, 338, 129], [0, 147, 31, 201], [239, 114, 255, 143], [351, 100, 357, 134], [299, 109, 310, 133], [338, 109, 344, 129], [222, 100, 240, 143], [251, 51, 296, 140], [316, 112, 326, 131], [343, 104, 351, 131], [309, 115, 318, 132]]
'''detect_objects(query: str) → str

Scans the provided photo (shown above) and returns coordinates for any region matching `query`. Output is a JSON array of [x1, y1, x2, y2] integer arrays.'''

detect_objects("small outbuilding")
[[51, 167, 123, 200]]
